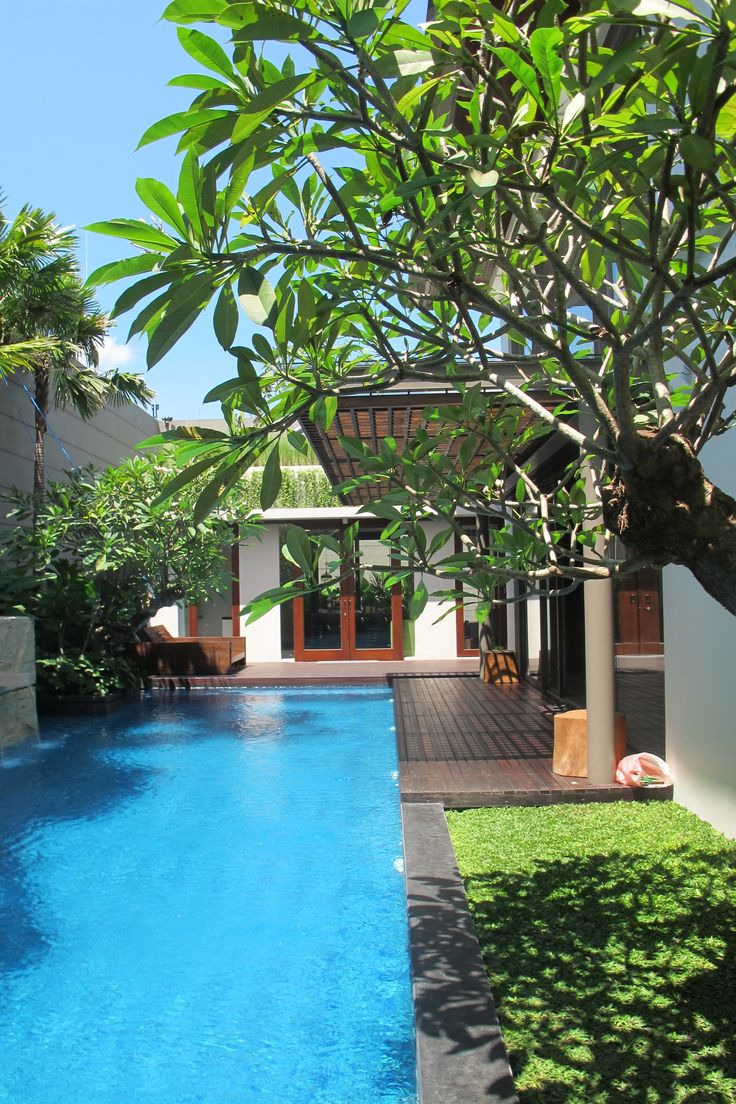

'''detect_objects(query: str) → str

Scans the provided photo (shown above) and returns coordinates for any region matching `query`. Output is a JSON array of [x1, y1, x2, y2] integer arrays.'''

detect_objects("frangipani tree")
[[90, 0, 736, 620]]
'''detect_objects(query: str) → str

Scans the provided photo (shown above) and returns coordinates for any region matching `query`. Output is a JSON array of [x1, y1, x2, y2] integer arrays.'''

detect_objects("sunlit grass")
[[447, 802, 736, 1104]]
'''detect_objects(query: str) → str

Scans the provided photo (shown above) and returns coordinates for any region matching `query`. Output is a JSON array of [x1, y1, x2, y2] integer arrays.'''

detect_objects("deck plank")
[[393, 674, 668, 808]]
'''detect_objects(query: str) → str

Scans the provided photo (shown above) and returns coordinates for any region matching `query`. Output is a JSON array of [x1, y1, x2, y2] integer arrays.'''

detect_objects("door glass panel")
[[460, 594, 481, 651], [355, 537, 392, 651], [303, 543, 343, 651]]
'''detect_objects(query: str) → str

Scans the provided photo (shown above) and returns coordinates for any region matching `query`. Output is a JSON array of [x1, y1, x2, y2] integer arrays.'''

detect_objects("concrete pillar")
[[0, 616, 38, 747], [583, 577, 617, 783]]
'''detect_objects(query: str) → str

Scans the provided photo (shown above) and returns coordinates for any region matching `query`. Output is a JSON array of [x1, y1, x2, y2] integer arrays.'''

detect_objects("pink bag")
[[616, 753, 673, 787]]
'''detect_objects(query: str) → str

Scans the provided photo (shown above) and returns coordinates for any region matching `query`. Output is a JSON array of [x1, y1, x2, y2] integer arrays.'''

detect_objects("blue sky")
[[3, 1, 428, 420], [2, 2, 239, 419]]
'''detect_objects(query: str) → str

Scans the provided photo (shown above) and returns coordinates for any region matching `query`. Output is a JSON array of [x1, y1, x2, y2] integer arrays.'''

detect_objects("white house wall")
[[663, 433, 736, 838], [411, 521, 458, 660], [238, 526, 282, 661]]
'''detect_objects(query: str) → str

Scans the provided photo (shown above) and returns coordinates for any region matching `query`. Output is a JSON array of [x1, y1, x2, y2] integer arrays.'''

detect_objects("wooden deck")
[[394, 674, 669, 808]]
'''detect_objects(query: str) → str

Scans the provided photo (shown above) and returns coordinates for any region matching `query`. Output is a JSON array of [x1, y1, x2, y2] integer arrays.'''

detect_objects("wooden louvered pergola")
[[298, 385, 553, 505]]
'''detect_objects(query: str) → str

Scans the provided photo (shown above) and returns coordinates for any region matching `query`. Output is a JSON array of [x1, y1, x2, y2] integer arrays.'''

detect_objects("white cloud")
[[97, 336, 141, 372]]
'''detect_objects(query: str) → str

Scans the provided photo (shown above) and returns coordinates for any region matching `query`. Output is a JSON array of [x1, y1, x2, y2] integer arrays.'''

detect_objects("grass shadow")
[[464, 846, 735, 1103]]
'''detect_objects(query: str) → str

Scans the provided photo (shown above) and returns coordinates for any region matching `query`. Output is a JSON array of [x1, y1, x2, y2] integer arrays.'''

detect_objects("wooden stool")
[[552, 709, 628, 777], [482, 649, 520, 684]]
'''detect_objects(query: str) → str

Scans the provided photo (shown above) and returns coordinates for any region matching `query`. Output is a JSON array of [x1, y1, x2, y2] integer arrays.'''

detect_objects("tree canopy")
[[90, 0, 736, 618]]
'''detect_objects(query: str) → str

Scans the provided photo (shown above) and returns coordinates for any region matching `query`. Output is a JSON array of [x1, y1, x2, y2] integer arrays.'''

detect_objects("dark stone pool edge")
[[401, 803, 519, 1104]]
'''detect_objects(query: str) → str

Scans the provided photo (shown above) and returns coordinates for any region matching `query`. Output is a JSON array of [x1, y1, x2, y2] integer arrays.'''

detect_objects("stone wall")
[[0, 616, 38, 746]]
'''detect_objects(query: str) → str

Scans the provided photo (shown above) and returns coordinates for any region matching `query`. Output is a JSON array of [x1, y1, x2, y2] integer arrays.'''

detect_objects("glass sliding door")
[[293, 531, 347, 660], [293, 523, 403, 661], [349, 526, 403, 659]]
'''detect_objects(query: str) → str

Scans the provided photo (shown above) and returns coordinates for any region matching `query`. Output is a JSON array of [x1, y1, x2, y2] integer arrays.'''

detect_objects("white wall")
[[149, 604, 183, 638], [238, 526, 282, 661], [0, 373, 159, 533], [196, 590, 231, 636], [411, 521, 458, 660], [663, 433, 736, 838], [526, 596, 541, 674]]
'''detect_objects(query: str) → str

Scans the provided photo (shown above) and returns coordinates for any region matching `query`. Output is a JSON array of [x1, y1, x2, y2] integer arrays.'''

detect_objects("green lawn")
[[447, 802, 736, 1104]]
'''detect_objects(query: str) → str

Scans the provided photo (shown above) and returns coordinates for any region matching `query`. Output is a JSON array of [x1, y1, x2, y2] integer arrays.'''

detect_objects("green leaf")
[[409, 580, 429, 620], [135, 178, 187, 237], [347, 8, 380, 38], [716, 93, 736, 139], [203, 376, 244, 403], [168, 72, 229, 91], [284, 526, 313, 574], [244, 586, 298, 625], [242, 74, 315, 117], [177, 27, 235, 81], [111, 272, 174, 321], [178, 150, 205, 242], [492, 47, 544, 110], [467, 168, 499, 196], [238, 266, 276, 325], [137, 109, 230, 149], [680, 133, 715, 170], [561, 92, 587, 131], [231, 109, 272, 143], [612, 0, 704, 21], [259, 446, 282, 510], [213, 282, 239, 349], [85, 219, 178, 252], [224, 149, 256, 214], [146, 274, 214, 368], [221, 5, 317, 39], [151, 449, 229, 507], [374, 49, 434, 77], [162, 0, 226, 22], [84, 253, 159, 288], [529, 27, 564, 114]]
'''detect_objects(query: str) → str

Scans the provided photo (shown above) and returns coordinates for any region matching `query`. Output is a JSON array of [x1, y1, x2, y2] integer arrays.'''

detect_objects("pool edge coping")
[[401, 802, 519, 1104]]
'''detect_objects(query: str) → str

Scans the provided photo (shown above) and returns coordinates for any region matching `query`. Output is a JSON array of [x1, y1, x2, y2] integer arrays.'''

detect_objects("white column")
[[583, 577, 617, 783], [582, 409, 617, 784]]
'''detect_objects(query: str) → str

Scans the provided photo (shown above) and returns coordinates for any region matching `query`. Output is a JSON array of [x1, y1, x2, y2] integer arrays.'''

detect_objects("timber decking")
[[394, 673, 668, 808]]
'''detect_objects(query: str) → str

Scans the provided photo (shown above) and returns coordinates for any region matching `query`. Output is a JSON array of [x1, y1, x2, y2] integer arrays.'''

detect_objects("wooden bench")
[[131, 625, 246, 676]]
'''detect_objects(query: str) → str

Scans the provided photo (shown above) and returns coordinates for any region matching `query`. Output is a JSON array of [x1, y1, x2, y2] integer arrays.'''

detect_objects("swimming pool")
[[0, 688, 416, 1104]]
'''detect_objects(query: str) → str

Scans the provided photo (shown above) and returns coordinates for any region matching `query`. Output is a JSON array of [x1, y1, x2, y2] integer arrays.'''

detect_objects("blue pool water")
[[0, 688, 416, 1104]]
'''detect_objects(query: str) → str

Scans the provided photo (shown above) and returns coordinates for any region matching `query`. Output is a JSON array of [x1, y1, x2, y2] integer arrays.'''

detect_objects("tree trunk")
[[602, 432, 736, 616], [33, 365, 50, 501]]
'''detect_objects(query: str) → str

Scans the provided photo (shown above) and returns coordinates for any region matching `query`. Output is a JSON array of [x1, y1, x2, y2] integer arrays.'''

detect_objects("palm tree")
[[0, 202, 155, 496], [0, 204, 75, 380]]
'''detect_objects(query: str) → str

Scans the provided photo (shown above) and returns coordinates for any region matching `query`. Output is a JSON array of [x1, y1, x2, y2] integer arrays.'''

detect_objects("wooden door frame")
[[293, 523, 403, 661]]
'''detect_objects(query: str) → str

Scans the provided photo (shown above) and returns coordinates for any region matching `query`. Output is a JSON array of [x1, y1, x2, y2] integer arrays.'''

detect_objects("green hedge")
[[235, 466, 338, 511]]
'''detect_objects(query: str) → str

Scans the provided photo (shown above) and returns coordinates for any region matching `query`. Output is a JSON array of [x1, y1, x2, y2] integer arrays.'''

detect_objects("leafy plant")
[[1, 455, 259, 694], [36, 652, 139, 698]]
